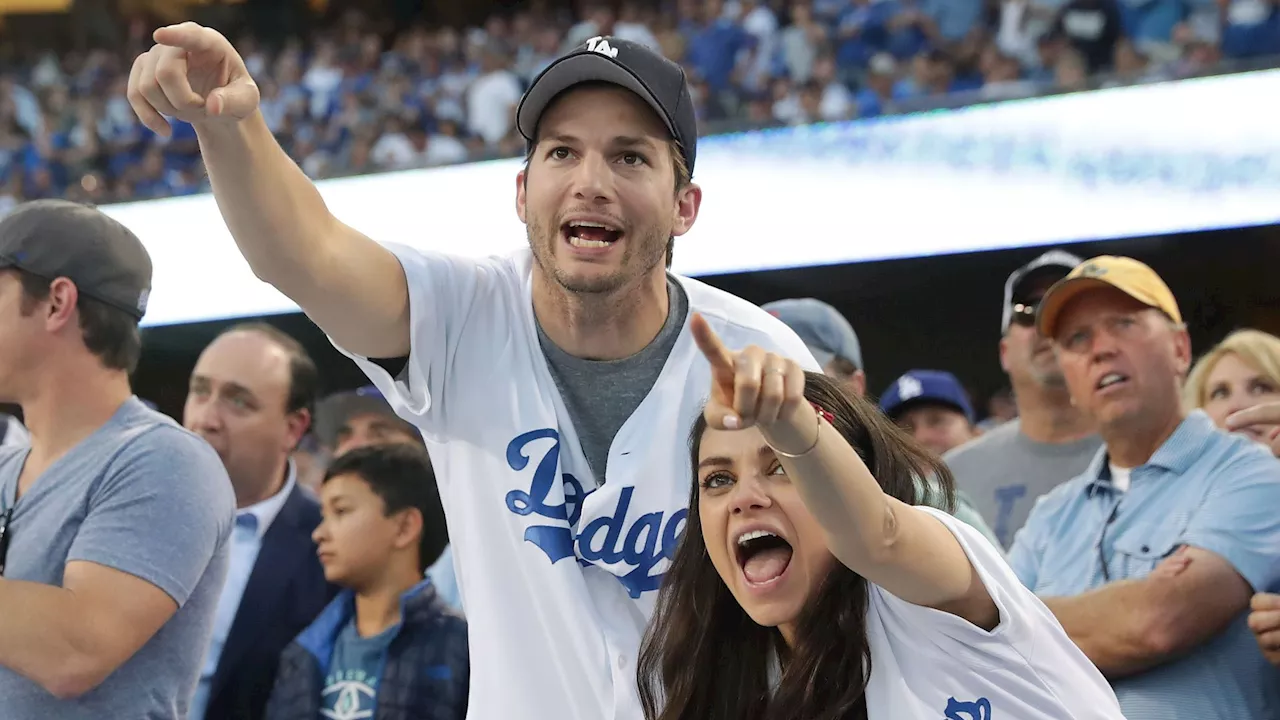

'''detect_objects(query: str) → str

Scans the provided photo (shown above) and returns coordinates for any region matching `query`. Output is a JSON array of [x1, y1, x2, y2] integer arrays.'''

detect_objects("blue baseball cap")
[[762, 298, 863, 370], [879, 370, 974, 423]]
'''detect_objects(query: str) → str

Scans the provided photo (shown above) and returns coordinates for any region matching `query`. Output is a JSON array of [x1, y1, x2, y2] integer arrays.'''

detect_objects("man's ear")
[[44, 277, 80, 334], [671, 182, 701, 237], [515, 168, 528, 224]]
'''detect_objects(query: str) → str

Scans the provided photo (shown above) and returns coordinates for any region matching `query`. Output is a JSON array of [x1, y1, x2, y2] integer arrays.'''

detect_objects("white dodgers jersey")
[[865, 508, 1125, 719], [333, 244, 819, 720]]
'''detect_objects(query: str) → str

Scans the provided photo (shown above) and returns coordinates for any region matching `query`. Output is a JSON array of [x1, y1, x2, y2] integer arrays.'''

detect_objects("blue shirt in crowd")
[[190, 468, 298, 720], [1009, 411, 1280, 720], [322, 617, 399, 717]]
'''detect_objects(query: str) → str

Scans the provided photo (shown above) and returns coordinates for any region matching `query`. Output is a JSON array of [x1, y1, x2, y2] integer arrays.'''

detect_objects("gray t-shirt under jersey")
[[0, 397, 234, 719], [943, 418, 1103, 548], [537, 278, 689, 482]]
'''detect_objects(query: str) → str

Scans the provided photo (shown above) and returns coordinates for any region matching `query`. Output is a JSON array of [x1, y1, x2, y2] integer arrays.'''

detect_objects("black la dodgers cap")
[[0, 199, 152, 320], [516, 36, 698, 176]]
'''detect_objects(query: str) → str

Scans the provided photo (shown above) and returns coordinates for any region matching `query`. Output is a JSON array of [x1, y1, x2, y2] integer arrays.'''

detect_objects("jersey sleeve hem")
[[326, 242, 447, 441]]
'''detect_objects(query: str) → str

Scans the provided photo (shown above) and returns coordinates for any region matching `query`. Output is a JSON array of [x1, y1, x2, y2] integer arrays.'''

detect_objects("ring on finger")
[[764, 366, 786, 376]]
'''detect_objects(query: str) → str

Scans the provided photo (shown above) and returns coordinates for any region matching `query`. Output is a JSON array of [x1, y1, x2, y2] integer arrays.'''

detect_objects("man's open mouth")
[[563, 220, 623, 249], [1096, 372, 1130, 392]]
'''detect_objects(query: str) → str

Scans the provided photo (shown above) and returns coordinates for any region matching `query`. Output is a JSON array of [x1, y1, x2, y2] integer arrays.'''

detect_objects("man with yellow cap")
[[1007, 256, 1280, 719]]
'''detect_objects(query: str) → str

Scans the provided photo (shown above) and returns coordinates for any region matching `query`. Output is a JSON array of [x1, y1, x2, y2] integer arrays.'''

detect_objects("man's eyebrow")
[[610, 135, 659, 149], [539, 132, 581, 146]]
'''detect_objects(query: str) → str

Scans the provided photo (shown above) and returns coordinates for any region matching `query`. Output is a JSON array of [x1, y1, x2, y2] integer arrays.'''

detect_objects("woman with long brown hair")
[[637, 316, 1124, 720]]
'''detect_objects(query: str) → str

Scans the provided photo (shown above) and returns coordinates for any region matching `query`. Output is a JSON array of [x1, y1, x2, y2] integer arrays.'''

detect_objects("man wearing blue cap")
[[878, 368, 1004, 549], [314, 386, 460, 613], [881, 369, 979, 458]]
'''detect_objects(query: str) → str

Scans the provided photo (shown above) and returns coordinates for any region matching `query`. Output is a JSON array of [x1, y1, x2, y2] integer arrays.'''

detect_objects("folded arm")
[[1042, 545, 1252, 678], [1249, 592, 1280, 667], [0, 562, 179, 698]]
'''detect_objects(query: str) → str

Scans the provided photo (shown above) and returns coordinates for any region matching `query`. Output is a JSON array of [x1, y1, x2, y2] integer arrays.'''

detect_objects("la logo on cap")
[[1079, 262, 1109, 278], [585, 36, 619, 58], [898, 375, 923, 401]]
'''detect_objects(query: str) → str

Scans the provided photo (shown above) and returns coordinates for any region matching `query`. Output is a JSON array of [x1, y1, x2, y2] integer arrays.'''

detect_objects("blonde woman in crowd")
[[1174, 328, 1280, 670], [1183, 329, 1280, 441]]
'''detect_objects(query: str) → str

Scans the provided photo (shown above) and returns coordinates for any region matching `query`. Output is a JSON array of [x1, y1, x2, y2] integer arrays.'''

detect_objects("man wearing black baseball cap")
[[0, 200, 234, 718], [128, 24, 814, 720], [942, 249, 1101, 548]]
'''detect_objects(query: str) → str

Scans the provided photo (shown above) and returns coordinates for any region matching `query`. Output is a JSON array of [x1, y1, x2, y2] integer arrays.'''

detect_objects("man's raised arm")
[[127, 22, 410, 359]]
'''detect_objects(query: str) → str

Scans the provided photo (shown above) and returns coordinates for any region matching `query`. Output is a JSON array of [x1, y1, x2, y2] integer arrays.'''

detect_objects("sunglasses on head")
[[1009, 302, 1038, 328]]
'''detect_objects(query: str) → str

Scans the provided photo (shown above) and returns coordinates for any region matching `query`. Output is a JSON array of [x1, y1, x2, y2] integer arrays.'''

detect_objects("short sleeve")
[[869, 508, 1043, 656], [67, 427, 234, 606], [328, 243, 507, 442], [1181, 452, 1280, 593]]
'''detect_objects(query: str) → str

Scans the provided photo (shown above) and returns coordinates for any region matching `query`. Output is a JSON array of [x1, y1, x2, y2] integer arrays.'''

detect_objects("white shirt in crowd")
[[371, 131, 418, 170], [334, 245, 816, 720], [465, 70, 523, 145], [424, 133, 469, 167]]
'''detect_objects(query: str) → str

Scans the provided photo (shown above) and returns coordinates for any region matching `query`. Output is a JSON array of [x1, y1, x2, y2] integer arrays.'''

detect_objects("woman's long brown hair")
[[637, 372, 957, 720]]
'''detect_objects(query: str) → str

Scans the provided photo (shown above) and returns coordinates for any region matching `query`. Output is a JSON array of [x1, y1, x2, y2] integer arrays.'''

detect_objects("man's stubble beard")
[[526, 213, 669, 296], [1025, 342, 1068, 390]]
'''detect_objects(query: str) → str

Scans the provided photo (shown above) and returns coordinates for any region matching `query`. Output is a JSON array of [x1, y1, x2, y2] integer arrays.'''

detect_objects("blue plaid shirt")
[[265, 579, 468, 720]]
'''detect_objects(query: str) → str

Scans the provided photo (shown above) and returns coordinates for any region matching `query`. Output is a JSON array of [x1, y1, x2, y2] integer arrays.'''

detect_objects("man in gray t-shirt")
[[0, 400, 234, 717], [0, 200, 234, 718], [943, 249, 1101, 547]]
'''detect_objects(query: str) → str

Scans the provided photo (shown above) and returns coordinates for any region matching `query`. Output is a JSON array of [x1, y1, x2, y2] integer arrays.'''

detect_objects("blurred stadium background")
[[0, 0, 1276, 422]]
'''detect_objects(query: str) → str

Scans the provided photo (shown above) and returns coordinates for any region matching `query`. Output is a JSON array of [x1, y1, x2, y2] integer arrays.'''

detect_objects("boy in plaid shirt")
[[266, 444, 467, 720]]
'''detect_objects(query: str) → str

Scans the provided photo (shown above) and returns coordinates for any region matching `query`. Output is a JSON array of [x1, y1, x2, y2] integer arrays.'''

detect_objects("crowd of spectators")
[[1, 0, 1278, 211]]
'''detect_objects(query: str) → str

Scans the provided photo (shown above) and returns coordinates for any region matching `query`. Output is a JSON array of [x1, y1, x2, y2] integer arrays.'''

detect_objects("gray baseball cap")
[[314, 386, 420, 449], [0, 199, 151, 320], [1001, 249, 1082, 333], [762, 298, 862, 370]]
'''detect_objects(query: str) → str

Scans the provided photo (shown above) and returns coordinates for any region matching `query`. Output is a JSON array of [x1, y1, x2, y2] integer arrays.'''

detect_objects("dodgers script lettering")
[[504, 429, 687, 598]]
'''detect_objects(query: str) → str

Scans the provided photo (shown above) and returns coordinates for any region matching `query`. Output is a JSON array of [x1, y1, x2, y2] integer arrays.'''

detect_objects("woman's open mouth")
[[735, 528, 794, 589]]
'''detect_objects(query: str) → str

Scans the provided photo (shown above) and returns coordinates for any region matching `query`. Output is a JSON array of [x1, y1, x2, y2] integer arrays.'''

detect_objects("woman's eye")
[[701, 472, 734, 490]]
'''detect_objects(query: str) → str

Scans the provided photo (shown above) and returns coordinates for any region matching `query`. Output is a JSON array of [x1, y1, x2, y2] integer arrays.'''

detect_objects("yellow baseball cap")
[[1036, 256, 1182, 338]]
